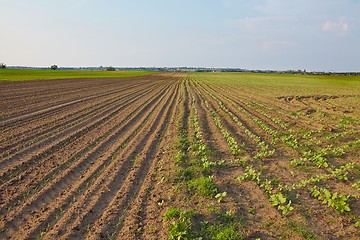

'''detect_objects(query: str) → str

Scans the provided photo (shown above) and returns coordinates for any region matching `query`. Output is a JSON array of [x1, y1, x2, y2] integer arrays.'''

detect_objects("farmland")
[[0, 72, 359, 239], [0, 69, 153, 81]]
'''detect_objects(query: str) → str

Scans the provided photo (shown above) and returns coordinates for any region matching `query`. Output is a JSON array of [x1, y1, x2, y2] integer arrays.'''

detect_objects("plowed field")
[[1, 73, 359, 239]]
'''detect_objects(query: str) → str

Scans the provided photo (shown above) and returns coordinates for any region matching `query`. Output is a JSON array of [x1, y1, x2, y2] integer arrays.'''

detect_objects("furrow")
[[0, 79, 155, 141], [0, 80, 174, 239], [0, 82, 169, 215], [0, 82, 158, 158], [191, 79, 259, 156], [0, 76, 155, 120], [83, 81, 179, 239], [0, 81, 144, 127], [0, 83, 155, 174], [188, 80, 232, 159], [25, 81, 178, 240], [117, 84, 180, 239]]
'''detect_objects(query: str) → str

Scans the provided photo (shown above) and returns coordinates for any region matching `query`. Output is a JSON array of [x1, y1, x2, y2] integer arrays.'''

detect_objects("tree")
[[0, 63, 6, 69], [106, 66, 116, 71], [51, 65, 58, 70]]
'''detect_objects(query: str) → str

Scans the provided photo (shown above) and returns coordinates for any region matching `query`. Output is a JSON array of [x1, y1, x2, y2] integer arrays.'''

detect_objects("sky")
[[1, 0, 359, 71]]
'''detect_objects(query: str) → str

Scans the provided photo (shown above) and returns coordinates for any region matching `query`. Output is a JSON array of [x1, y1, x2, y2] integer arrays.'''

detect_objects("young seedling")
[[215, 191, 227, 203]]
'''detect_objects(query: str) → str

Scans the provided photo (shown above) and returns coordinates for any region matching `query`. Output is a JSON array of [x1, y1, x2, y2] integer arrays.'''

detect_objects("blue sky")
[[1, 0, 359, 71]]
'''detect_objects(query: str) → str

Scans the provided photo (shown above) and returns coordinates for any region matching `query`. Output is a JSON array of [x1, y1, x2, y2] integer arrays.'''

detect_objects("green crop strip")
[[0, 69, 154, 81]]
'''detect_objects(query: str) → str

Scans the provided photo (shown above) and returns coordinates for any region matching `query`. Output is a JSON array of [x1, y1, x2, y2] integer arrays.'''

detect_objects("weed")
[[163, 207, 180, 220], [177, 130, 189, 151], [287, 220, 320, 240], [219, 210, 237, 224], [188, 176, 218, 198], [176, 167, 195, 182], [176, 151, 186, 164], [107, 231, 116, 239], [164, 208, 194, 240], [199, 209, 241, 240], [248, 208, 256, 215], [201, 223, 241, 240]]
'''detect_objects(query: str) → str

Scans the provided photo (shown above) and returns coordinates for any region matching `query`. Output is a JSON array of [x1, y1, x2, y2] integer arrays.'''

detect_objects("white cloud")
[[322, 20, 350, 36]]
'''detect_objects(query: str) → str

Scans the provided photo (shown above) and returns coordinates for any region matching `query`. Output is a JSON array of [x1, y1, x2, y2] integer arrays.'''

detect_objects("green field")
[[194, 72, 360, 96], [1, 72, 359, 239], [0, 69, 154, 81]]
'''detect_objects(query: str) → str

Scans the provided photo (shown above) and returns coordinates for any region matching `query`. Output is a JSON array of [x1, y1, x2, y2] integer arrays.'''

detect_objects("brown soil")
[[0, 73, 359, 240]]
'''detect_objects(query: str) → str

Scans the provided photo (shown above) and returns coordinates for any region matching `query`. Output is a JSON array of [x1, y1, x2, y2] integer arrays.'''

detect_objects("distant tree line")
[[106, 66, 116, 71], [2, 64, 359, 76]]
